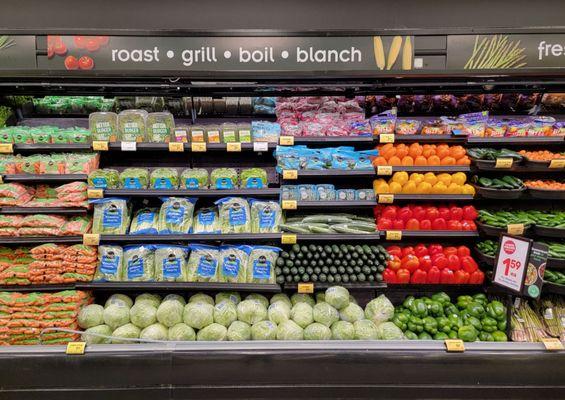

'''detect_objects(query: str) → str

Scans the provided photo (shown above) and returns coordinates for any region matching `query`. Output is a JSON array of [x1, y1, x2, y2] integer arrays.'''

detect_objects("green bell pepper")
[[409, 299, 428, 318], [448, 330, 458, 339], [478, 332, 494, 341], [456, 295, 473, 309], [431, 292, 451, 305], [407, 316, 424, 333], [436, 316, 451, 333], [433, 332, 449, 340], [392, 313, 409, 331], [448, 314, 463, 330], [423, 316, 438, 335], [481, 316, 498, 333], [427, 301, 444, 317], [403, 296, 415, 309], [497, 320, 507, 332], [486, 301, 506, 321], [472, 293, 488, 306], [418, 332, 433, 340], [464, 316, 483, 331], [466, 302, 486, 318], [444, 303, 459, 317], [422, 297, 433, 305], [492, 330, 508, 342], [404, 330, 418, 340], [458, 325, 478, 342]]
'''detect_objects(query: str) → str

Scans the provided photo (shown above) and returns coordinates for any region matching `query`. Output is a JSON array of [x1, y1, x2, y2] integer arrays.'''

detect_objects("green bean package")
[[211, 168, 238, 190], [94, 245, 124, 281], [118, 109, 147, 142], [91, 198, 131, 234], [124, 245, 155, 281], [150, 168, 179, 190], [250, 200, 282, 233], [187, 244, 220, 282], [146, 112, 174, 143], [130, 208, 159, 235], [193, 207, 220, 234], [180, 168, 209, 189], [215, 197, 251, 233], [157, 197, 196, 234], [120, 168, 149, 189], [88, 169, 120, 189], [246, 246, 281, 284], [154, 245, 189, 282], [218, 245, 252, 283], [240, 168, 268, 189]]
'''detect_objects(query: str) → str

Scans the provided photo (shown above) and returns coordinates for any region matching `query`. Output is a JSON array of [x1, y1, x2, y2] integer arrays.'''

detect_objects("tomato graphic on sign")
[[47, 35, 110, 70]]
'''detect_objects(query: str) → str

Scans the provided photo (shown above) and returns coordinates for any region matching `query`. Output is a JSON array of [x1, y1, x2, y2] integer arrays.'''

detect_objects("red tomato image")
[[78, 56, 94, 70], [64, 55, 79, 70], [74, 36, 87, 49]]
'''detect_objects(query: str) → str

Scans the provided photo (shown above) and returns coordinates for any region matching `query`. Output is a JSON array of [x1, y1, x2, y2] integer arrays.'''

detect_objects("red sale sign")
[[493, 235, 532, 292]]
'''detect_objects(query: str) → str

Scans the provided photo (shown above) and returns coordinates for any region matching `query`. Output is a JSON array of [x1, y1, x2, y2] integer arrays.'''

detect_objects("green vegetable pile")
[[544, 270, 565, 286], [276, 244, 388, 285], [0, 106, 13, 128], [478, 209, 565, 229], [474, 175, 524, 190], [391, 293, 508, 342], [476, 240, 497, 257], [477, 239, 565, 260], [467, 148, 523, 161], [280, 214, 376, 234]]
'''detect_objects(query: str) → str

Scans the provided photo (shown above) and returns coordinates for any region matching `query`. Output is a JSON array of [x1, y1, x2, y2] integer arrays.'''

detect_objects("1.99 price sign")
[[493, 235, 532, 293]]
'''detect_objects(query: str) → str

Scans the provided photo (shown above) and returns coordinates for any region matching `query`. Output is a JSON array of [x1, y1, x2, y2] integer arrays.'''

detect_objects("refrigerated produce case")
[[0, 0, 565, 398]]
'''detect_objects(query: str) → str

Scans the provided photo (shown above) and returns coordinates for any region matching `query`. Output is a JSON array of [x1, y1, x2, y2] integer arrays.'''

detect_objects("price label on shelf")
[[281, 234, 297, 244], [66, 342, 86, 355], [121, 141, 137, 152], [386, 230, 402, 241], [377, 166, 393, 176], [0, 143, 13, 154], [226, 142, 242, 152], [168, 142, 184, 152], [191, 142, 207, 152], [282, 200, 298, 210], [507, 224, 525, 235], [493, 234, 531, 292], [279, 136, 295, 146], [83, 234, 100, 246], [549, 159, 565, 169], [253, 142, 269, 152], [87, 189, 104, 199], [282, 170, 298, 180], [444, 339, 465, 352], [92, 141, 109, 151], [379, 134, 395, 144], [495, 158, 513, 168], [297, 283, 314, 294], [0, 175, 4, 184], [541, 338, 564, 351], [378, 194, 394, 204]]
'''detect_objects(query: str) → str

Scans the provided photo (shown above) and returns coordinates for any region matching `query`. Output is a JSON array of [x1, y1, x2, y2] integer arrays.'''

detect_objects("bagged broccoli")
[[91, 198, 130, 234], [250, 200, 281, 233], [215, 197, 251, 233], [157, 197, 196, 234], [130, 208, 159, 235], [240, 168, 268, 189], [94, 245, 124, 281], [180, 168, 209, 189], [120, 168, 149, 189], [88, 169, 120, 189], [193, 207, 220, 234], [123, 245, 155, 282], [118, 109, 147, 142], [154, 245, 188, 282], [218, 245, 251, 283], [246, 246, 280, 284], [186, 244, 219, 282], [150, 168, 179, 190], [211, 168, 238, 189], [146, 112, 174, 142]]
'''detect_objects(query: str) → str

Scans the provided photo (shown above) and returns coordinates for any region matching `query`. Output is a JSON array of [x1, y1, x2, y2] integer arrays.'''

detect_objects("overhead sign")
[[0, 35, 36, 69]]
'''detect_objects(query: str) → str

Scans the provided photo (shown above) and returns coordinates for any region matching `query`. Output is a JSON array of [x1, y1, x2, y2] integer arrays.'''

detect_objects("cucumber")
[[302, 215, 352, 224], [310, 225, 336, 234], [332, 224, 373, 234], [279, 223, 310, 234]]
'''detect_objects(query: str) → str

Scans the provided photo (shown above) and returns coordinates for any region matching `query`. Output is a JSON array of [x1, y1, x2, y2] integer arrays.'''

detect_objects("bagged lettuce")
[[120, 168, 149, 189], [180, 168, 209, 189], [193, 207, 220, 234], [215, 197, 250, 233], [211, 168, 238, 190], [130, 208, 159, 235], [157, 197, 196, 234], [250, 200, 281, 233], [154, 245, 188, 282], [186, 244, 219, 282], [218, 245, 251, 283], [94, 245, 124, 281], [150, 168, 179, 190], [91, 198, 131, 234], [146, 112, 174, 143], [240, 168, 268, 189], [124, 245, 155, 281], [88, 169, 120, 189], [118, 109, 147, 142], [246, 246, 280, 284]]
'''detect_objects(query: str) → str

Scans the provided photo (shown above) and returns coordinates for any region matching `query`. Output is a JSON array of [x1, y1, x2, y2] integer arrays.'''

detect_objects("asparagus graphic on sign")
[[373, 36, 413, 70], [464, 35, 527, 69], [0, 36, 15, 52]]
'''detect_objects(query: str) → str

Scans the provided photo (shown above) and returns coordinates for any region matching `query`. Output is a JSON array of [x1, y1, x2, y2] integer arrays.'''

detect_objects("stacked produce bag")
[[0, 214, 91, 236], [0, 182, 88, 208], [0, 153, 99, 175]]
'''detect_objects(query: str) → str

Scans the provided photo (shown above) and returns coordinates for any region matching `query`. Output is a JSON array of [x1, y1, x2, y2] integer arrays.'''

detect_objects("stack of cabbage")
[[78, 286, 404, 343]]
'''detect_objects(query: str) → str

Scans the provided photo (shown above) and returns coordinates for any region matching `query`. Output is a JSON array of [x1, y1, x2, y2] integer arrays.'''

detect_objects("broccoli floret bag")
[[215, 197, 251, 233], [91, 198, 131, 234], [130, 208, 159, 235], [180, 168, 209, 190], [250, 200, 281, 233], [154, 245, 188, 282], [218, 245, 251, 283], [246, 246, 281, 284], [157, 197, 196, 234], [94, 245, 124, 282], [193, 207, 220, 234], [123, 245, 155, 282], [187, 244, 219, 282]]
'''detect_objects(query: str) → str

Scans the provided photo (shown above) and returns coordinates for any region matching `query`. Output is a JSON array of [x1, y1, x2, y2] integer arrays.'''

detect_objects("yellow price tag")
[[0, 175, 3, 184], [87, 189, 104, 199], [279, 136, 295, 146], [379, 134, 395, 143], [168, 142, 184, 152], [377, 165, 393, 176], [386, 230, 402, 240], [226, 142, 242, 152], [549, 159, 565, 169], [66, 342, 86, 355], [297, 283, 314, 294], [282, 170, 298, 180], [83, 234, 100, 246], [444, 339, 465, 352], [281, 234, 297, 244], [507, 223, 525, 235], [191, 142, 207, 152], [92, 141, 109, 151], [378, 194, 394, 204], [0, 143, 13, 154], [495, 158, 513, 168], [282, 200, 298, 210], [542, 338, 564, 351]]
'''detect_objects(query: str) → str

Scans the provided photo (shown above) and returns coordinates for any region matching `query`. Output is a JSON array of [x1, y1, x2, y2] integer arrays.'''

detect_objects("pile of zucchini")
[[474, 175, 524, 190], [544, 270, 565, 286], [280, 214, 377, 234]]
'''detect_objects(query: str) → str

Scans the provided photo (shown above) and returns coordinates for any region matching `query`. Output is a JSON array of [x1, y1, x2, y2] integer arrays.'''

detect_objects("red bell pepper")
[[386, 246, 402, 258], [419, 255, 432, 272], [460, 256, 478, 273], [378, 217, 393, 230], [419, 219, 432, 230], [401, 246, 415, 257], [447, 254, 461, 271], [453, 270, 470, 284], [440, 268, 455, 284], [457, 246, 471, 257], [447, 220, 462, 230], [431, 253, 448, 269], [427, 266, 441, 284], [444, 246, 458, 256], [381, 206, 398, 220], [387, 255, 401, 271], [428, 244, 443, 256], [383, 269, 397, 284], [414, 244, 428, 257], [461, 220, 474, 231], [412, 206, 426, 221], [438, 207, 451, 221], [393, 219, 405, 230], [401, 254, 420, 273], [398, 206, 413, 222], [410, 269, 427, 284], [469, 270, 485, 284], [431, 217, 447, 230], [462, 205, 478, 221], [449, 206, 463, 221], [405, 218, 420, 230], [425, 207, 439, 221], [396, 268, 411, 284]]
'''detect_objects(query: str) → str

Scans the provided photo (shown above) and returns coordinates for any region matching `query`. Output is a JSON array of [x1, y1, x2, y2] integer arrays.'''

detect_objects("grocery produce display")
[[280, 214, 376, 234], [0, 214, 91, 237], [373, 171, 475, 195], [375, 204, 478, 231], [373, 144, 471, 167], [511, 296, 565, 342], [0, 182, 87, 208], [0, 126, 92, 144]]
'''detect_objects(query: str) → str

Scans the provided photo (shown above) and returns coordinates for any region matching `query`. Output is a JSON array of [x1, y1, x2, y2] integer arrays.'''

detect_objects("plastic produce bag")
[[211, 168, 238, 190], [246, 246, 280, 284], [157, 197, 196, 234], [215, 197, 251, 233], [120, 168, 149, 189], [193, 207, 220, 234], [123, 245, 155, 281], [186, 244, 219, 282], [94, 245, 124, 282], [154, 245, 188, 282], [250, 200, 281, 233], [150, 168, 179, 190], [240, 168, 268, 189], [146, 112, 174, 142], [91, 198, 130, 234], [89, 112, 118, 141], [180, 169, 209, 190], [218, 245, 251, 283], [88, 169, 120, 189], [130, 208, 159, 235], [118, 109, 147, 142]]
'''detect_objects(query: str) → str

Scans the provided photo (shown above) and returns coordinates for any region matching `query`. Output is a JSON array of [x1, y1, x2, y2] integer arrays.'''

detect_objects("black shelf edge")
[[293, 233, 380, 241], [0, 207, 87, 215], [383, 284, 484, 291], [99, 233, 283, 243], [106, 142, 277, 151], [294, 195, 474, 208], [543, 282, 565, 295], [472, 165, 565, 173], [76, 282, 282, 293], [387, 230, 480, 238], [13, 144, 92, 152], [283, 282, 386, 290], [0, 236, 83, 244], [467, 136, 564, 146], [0, 284, 76, 292], [393, 134, 465, 143], [102, 188, 281, 197], [288, 166, 471, 179], [2, 174, 88, 183]]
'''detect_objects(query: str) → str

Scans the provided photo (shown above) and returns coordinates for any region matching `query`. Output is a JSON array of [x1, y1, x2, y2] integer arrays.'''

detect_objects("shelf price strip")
[[92, 141, 109, 151], [83, 234, 100, 246], [378, 194, 394, 204], [377, 166, 393, 176], [279, 136, 295, 146], [253, 142, 269, 152], [191, 142, 207, 152], [495, 158, 513, 169], [549, 159, 565, 169], [87, 189, 104, 199], [282, 170, 298, 180], [282, 200, 297, 210], [0, 144, 13, 154], [444, 339, 465, 352], [226, 142, 242, 152], [281, 234, 297, 244], [379, 134, 395, 144], [66, 342, 86, 355], [168, 142, 184, 152], [297, 283, 314, 294], [507, 224, 525, 236], [542, 338, 564, 351], [386, 230, 402, 240], [121, 142, 137, 152]]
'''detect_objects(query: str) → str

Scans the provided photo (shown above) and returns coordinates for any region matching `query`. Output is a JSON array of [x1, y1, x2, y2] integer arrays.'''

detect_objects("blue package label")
[[197, 256, 217, 278], [222, 256, 240, 278], [259, 209, 275, 229], [102, 208, 122, 228], [253, 259, 271, 280], [127, 257, 144, 279], [215, 178, 234, 190], [163, 258, 181, 278], [185, 178, 200, 189], [153, 178, 173, 189], [244, 177, 264, 189], [165, 204, 186, 224], [228, 206, 247, 226], [124, 177, 142, 189], [198, 211, 216, 226], [100, 255, 120, 275], [137, 212, 155, 225], [91, 177, 107, 189]]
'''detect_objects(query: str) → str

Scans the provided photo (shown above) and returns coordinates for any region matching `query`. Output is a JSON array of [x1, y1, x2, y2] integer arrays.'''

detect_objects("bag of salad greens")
[[154, 245, 189, 282], [91, 198, 131, 234], [150, 168, 179, 190], [193, 207, 220, 234], [215, 197, 250, 233], [240, 168, 268, 189], [246, 246, 281, 284], [186, 244, 219, 282], [129, 208, 159, 235], [120, 168, 149, 189], [157, 197, 196, 234], [250, 200, 281, 233], [88, 169, 120, 189], [180, 168, 209, 190], [210, 168, 238, 190], [94, 245, 124, 282], [123, 245, 155, 281], [218, 245, 252, 283]]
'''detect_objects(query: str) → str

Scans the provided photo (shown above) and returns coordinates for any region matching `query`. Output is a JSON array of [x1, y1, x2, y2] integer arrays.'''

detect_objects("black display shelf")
[[1, 174, 88, 183], [104, 142, 277, 152], [293, 195, 474, 209], [102, 188, 280, 198], [283, 282, 386, 290], [0, 284, 76, 292], [471, 163, 565, 173], [0, 207, 87, 215], [467, 136, 565, 146], [76, 282, 282, 293], [392, 134, 466, 144], [0, 236, 83, 244], [99, 233, 283, 243], [386, 230, 480, 239], [12, 143, 92, 153], [292, 136, 374, 146], [293, 233, 380, 241], [284, 166, 471, 180], [543, 282, 565, 296]]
